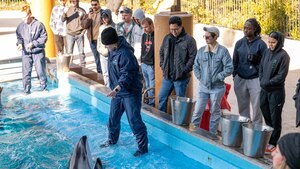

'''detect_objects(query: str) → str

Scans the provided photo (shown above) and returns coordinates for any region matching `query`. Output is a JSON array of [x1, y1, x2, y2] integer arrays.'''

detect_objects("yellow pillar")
[[30, 0, 56, 58]]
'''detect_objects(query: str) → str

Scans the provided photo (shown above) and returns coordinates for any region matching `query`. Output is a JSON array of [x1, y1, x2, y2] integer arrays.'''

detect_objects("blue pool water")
[[0, 80, 210, 169]]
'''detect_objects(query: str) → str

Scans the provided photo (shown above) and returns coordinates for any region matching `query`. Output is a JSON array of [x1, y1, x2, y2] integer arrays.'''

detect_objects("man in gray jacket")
[[16, 5, 48, 94], [158, 16, 197, 113], [191, 27, 233, 135]]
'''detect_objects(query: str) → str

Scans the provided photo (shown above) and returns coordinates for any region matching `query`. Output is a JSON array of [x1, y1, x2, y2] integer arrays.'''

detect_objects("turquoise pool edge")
[[58, 72, 272, 169]]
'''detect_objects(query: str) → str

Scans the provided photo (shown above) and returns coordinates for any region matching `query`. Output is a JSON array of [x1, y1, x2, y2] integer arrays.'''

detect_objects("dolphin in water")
[[68, 136, 103, 169]]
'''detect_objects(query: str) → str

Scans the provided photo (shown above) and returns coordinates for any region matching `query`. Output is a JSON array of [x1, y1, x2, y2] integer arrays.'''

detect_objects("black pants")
[[260, 88, 285, 146], [108, 94, 148, 152]]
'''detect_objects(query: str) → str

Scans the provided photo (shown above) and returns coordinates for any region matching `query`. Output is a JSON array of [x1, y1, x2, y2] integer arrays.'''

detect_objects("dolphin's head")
[[68, 136, 93, 169]]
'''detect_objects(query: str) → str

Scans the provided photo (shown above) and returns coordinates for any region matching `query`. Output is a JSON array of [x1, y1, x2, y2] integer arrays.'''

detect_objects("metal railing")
[[1, 0, 299, 39], [181, 0, 300, 39]]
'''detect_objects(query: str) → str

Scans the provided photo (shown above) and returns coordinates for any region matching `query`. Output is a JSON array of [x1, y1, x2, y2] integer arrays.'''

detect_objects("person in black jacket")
[[99, 27, 148, 157], [259, 31, 290, 154], [293, 78, 300, 127], [233, 18, 267, 124], [141, 17, 155, 106], [158, 16, 197, 113]]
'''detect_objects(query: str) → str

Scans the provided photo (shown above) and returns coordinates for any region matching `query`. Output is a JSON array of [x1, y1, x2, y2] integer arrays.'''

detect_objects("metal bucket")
[[242, 123, 273, 157], [170, 96, 195, 126], [221, 114, 250, 147], [56, 54, 71, 72]]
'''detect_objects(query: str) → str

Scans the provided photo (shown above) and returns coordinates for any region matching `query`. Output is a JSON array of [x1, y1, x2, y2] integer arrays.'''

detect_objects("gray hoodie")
[[97, 9, 115, 56]]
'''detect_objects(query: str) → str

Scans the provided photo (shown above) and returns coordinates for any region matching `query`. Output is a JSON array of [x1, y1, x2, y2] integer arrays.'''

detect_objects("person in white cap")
[[191, 26, 233, 136]]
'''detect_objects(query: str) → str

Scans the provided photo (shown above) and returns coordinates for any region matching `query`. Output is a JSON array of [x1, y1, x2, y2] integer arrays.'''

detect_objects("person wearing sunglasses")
[[191, 27, 233, 136], [62, 0, 87, 67], [158, 16, 197, 113], [82, 0, 103, 77]]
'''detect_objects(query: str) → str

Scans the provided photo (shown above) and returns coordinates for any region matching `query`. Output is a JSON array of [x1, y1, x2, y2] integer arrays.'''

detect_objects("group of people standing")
[[154, 16, 290, 158], [16, 0, 293, 162], [232, 18, 290, 155], [191, 18, 290, 155]]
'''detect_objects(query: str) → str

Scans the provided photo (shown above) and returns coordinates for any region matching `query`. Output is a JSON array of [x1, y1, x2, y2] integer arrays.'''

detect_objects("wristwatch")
[[114, 88, 119, 93]]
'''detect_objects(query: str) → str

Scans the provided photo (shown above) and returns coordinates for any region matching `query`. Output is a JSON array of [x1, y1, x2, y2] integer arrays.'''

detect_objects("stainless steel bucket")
[[242, 123, 273, 157], [221, 114, 250, 147], [170, 96, 195, 126], [56, 54, 71, 72]]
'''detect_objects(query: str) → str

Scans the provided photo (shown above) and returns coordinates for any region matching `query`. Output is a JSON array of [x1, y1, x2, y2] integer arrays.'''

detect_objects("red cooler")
[[200, 84, 231, 131]]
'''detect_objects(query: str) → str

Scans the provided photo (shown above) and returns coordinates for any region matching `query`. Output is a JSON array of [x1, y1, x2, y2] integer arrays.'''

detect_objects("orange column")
[[154, 12, 194, 114], [30, 0, 56, 58]]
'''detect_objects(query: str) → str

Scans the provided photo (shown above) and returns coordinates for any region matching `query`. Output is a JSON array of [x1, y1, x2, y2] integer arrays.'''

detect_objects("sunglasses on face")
[[91, 3, 98, 6], [203, 35, 212, 39]]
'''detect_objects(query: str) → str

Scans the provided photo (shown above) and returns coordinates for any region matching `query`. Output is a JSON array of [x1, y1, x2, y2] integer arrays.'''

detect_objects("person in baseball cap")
[[120, 7, 132, 14], [203, 26, 220, 37]]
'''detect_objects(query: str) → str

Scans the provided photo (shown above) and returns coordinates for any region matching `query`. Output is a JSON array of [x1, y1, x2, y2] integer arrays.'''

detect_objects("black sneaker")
[[133, 150, 148, 157], [100, 140, 115, 148], [42, 89, 49, 93], [24, 91, 31, 95]]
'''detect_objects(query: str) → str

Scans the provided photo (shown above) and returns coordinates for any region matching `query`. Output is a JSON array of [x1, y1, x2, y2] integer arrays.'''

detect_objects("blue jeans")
[[191, 84, 225, 135], [90, 40, 102, 73], [66, 34, 86, 66], [158, 77, 190, 113], [141, 63, 155, 106]]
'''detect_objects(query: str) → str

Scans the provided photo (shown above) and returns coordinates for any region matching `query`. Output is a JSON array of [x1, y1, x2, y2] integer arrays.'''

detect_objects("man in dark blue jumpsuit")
[[100, 27, 148, 157], [16, 5, 48, 94]]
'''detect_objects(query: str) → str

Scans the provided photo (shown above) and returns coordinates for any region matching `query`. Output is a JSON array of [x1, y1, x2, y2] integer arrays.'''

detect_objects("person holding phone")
[[81, 0, 103, 76]]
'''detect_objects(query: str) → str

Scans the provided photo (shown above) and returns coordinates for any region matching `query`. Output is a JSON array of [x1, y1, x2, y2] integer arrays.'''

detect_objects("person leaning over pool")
[[99, 27, 148, 157]]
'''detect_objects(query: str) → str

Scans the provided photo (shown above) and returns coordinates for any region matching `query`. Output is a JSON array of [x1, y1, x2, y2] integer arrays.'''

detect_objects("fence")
[[0, 0, 24, 10], [181, 0, 300, 39], [1, 0, 299, 39]]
